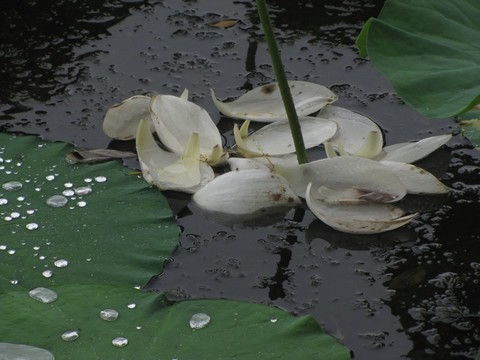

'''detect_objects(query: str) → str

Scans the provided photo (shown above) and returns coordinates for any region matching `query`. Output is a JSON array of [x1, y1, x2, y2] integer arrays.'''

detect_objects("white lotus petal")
[[193, 169, 300, 215], [150, 95, 222, 159], [211, 81, 338, 122], [318, 105, 383, 156], [380, 161, 449, 194], [314, 185, 400, 204], [228, 157, 271, 171], [234, 117, 337, 157], [275, 156, 407, 201], [180, 88, 189, 100], [306, 183, 417, 234], [377, 134, 452, 163], [103, 95, 153, 140], [136, 119, 213, 193]]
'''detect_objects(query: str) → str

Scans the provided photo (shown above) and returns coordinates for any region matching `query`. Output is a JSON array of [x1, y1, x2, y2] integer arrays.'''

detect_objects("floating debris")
[[189, 313, 211, 329], [100, 308, 119, 321], [28, 287, 58, 304]]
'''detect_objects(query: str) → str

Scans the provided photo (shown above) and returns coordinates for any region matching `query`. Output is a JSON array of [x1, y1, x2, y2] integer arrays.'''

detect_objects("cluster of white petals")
[[102, 81, 451, 234]]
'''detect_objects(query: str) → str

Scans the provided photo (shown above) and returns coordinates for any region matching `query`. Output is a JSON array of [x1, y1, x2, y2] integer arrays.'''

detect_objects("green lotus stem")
[[255, 0, 308, 164]]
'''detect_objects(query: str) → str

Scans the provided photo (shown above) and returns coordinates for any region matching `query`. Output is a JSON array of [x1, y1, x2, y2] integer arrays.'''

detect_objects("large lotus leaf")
[[0, 133, 178, 291], [356, 0, 480, 118], [0, 283, 351, 360]]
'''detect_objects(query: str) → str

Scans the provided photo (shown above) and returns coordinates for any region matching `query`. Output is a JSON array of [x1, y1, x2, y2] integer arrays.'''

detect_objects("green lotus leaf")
[[0, 133, 178, 291], [0, 283, 350, 360], [357, 0, 480, 118]]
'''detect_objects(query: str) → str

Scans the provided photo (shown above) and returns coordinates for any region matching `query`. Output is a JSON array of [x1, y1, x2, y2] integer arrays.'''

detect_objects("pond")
[[1, 0, 479, 359]]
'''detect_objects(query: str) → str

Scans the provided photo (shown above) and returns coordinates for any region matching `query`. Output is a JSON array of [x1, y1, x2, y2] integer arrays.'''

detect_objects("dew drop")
[[17, 196, 25, 201], [46, 175, 55, 181], [84, 178, 93, 183], [8, 249, 16, 255], [100, 308, 119, 321], [42, 270, 53, 278], [10, 212, 20, 218], [54, 259, 69, 268], [0, 245, 7, 250], [10, 279, 18, 285], [26, 223, 39, 230], [0, 342, 55, 360], [62, 189, 75, 197], [29, 287, 58, 303], [75, 186, 92, 196], [189, 313, 211, 329], [46, 195, 68, 208], [112, 337, 128, 347], [270, 318, 278, 323], [26, 209, 35, 215], [95, 176, 107, 183], [4, 216, 12, 221], [127, 303, 136, 309], [2, 181, 23, 191], [64, 182, 73, 188], [61, 330, 79, 342], [0, 198, 8, 205], [77, 201, 87, 207]]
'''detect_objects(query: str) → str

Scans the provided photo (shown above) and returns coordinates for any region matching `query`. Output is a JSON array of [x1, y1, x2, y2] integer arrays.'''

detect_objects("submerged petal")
[[193, 169, 300, 215], [150, 95, 222, 159], [136, 119, 213, 193], [211, 81, 337, 122], [103, 95, 153, 140], [306, 183, 417, 234], [275, 156, 407, 201], [377, 134, 452, 163], [234, 117, 337, 157], [318, 105, 383, 157]]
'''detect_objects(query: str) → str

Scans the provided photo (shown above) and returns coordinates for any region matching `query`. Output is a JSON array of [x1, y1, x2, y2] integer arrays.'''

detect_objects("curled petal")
[[306, 183, 417, 234], [234, 117, 337, 157], [136, 119, 213, 193], [193, 169, 300, 215], [318, 105, 383, 157], [380, 161, 449, 194], [275, 156, 407, 201], [103, 95, 152, 140], [211, 81, 337, 122], [150, 95, 222, 159], [377, 134, 452, 163]]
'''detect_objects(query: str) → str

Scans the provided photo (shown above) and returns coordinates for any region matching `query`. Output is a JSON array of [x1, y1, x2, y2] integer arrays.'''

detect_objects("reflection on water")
[[0, 0, 152, 116]]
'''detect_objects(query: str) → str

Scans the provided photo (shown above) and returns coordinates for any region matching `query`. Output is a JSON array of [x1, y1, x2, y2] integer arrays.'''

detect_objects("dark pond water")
[[1, 1, 479, 359]]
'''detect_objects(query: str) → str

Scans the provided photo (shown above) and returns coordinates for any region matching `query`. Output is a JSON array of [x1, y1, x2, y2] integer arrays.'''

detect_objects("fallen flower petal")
[[306, 183, 417, 234], [193, 169, 300, 215], [211, 81, 337, 122]]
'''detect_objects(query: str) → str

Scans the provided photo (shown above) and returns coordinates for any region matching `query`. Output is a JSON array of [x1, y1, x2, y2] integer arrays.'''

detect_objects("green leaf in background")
[[0, 283, 350, 360], [0, 133, 350, 359], [356, 0, 480, 118], [457, 110, 480, 148], [0, 133, 178, 291]]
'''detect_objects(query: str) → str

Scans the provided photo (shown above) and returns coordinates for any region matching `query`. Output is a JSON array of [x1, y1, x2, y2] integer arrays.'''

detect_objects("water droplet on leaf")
[[100, 308, 119, 321], [112, 337, 128, 347], [2, 181, 22, 191], [54, 259, 68, 268], [26, 223, 39, 230], [189, 313, 211, 329], [0, 198, 8, 205], [42, 270, 53, 278], [61, 330, 79, 342], [62, 189, 75, 197], [75, 187, 92, 196], [95, 176, 107, 183], [46, 195, 68, 208], [29, 287, 58, 303]]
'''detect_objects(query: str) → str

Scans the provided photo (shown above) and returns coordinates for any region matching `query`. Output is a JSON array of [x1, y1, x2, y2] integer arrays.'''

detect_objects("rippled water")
[[1, 1, 479, 359]]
